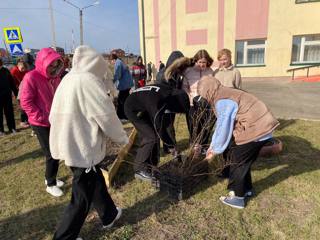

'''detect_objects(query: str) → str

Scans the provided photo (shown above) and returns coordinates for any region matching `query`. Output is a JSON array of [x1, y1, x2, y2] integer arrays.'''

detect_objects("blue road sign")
[[9, 43, 24, 56], [3, 27, 23, 43]]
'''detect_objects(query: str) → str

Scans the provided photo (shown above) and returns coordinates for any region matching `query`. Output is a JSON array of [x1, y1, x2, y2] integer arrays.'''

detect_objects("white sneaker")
[[45, 179, 65, 187], [103, 207, 122, 229], [0, 131, 5, 137], [11, 129, 17, 134], [76, 238, 83, 240], [46, 185, 63, 197]]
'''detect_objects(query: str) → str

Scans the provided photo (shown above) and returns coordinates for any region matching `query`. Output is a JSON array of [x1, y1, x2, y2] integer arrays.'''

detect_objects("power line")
[[0, 6, 129, 35]]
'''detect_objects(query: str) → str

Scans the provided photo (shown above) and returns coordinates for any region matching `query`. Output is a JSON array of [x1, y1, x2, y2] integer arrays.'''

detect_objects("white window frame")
[[236, 39, 266, 66], [292, 35, 320, 64]]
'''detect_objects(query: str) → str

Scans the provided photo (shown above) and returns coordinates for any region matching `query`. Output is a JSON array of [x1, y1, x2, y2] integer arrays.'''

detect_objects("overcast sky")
[[0, 0, 140, 53]]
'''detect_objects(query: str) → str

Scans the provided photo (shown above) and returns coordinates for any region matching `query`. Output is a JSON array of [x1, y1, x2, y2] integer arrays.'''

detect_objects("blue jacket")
[[113, 59, 134, 91]]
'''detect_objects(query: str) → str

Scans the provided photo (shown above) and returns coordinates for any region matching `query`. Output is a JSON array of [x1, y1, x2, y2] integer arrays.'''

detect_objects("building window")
[[235, 39, 266, 66], [296, 0, 320, 4], [291, 34, 320, 64]]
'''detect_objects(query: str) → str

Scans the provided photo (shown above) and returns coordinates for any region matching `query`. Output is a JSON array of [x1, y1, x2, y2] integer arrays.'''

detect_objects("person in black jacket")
[[0, 58, 18, 135], [124, 84, 190, 181], [156, 51, 184, 155]]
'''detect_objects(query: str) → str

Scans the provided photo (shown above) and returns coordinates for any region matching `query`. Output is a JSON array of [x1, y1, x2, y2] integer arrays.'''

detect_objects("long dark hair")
[[193, 49, 213, 67], [165, 49, 213, 80]]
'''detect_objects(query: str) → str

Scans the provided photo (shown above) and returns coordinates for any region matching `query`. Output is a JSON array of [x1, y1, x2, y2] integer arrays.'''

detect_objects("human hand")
[[205, 150, 215, 161]]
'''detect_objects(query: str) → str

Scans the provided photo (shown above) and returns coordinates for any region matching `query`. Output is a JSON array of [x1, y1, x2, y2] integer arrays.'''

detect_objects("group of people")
[[125, 48, 278, 212], [0, 52, 71, 137], [0, 58, 31, 136], [1, 44, 279, 239]]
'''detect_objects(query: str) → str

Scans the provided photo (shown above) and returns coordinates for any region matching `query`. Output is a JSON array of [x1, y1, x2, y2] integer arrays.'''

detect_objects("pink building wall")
[[236, 0, 269, 40], [186, 29, 208, 45], [186, 0, 208, 13]]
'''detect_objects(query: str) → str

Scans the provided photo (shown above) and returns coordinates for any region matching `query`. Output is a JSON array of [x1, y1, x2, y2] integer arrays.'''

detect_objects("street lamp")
[[63, 0, 100, 45]]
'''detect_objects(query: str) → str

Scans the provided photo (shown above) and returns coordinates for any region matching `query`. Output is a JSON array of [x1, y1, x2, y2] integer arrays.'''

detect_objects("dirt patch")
[[99, 126, 133, 170]]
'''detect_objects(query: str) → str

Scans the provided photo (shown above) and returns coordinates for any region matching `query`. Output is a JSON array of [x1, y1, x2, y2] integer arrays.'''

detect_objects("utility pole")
[[71, 29, 75, 53], [63, 1, 99, 46], [79, 9, 83, 45], [3, 39, 12, 61], [141, 0, 147, 63], [48, 0, 57, 47]]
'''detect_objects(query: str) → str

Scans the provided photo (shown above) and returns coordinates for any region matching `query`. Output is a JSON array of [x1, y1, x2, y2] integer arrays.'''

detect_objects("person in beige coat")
[[50, 46, 128, 240], [215, 48, 242, 89], [198, 76, 279, 209]]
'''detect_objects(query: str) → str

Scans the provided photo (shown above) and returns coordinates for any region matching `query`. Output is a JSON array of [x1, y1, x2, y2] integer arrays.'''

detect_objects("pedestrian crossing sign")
[[3, 27, 23, 44], [9, 43, 24, 56]]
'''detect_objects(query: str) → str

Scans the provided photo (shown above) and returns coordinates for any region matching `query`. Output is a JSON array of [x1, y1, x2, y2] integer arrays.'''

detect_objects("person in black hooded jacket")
[[0, 58, 18, 135], [155, 51, 184, 155], [124, 83, 190, 181]]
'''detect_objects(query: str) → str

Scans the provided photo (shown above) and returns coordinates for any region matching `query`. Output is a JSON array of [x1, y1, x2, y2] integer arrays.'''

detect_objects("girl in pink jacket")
[[20, 48, 64, 197]]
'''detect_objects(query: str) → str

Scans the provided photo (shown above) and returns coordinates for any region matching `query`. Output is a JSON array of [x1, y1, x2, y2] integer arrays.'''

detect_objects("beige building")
[[138, 0, 320, 78]]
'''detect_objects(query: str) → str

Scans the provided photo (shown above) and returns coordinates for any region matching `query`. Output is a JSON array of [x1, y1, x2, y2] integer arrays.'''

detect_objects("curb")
[[102, 128, 137, 188]]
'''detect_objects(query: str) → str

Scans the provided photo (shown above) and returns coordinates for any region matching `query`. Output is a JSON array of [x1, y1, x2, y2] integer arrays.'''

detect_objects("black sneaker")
[[134, 171, 153, 182]]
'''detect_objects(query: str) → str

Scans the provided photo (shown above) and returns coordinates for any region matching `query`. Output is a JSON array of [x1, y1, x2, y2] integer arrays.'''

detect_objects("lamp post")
[[63, 0, 99, 45], [48, 0, 57, 47]]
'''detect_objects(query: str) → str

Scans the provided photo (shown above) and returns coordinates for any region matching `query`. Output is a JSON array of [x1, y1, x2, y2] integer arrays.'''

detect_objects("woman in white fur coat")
[[49, 46, 128, 240]]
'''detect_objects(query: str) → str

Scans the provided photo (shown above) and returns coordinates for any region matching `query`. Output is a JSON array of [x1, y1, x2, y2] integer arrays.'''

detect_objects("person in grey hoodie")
[[49, 46, 129, 240]]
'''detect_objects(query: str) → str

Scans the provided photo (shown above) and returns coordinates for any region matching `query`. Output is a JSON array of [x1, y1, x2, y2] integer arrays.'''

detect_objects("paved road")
[[243, 80, 320, 120]]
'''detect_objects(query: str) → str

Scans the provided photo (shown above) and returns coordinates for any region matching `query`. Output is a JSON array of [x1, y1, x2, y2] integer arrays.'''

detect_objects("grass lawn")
[[1, 116, 320, 240]]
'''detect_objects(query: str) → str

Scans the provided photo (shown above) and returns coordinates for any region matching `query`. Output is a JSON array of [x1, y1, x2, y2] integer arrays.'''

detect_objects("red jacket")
[[10, 66, 26, 89], [20, 48, 62, 127], [130, 64, 146, 88]]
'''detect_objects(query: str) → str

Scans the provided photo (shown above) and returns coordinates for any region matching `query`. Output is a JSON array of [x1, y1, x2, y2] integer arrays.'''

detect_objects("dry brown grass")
[[1, 117, 320, 239]]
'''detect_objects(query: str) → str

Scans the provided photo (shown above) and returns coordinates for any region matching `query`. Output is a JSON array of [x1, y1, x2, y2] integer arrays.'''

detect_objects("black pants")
[[53, 167, 118, 240], [161, 113, 176, 152], [0, 95, 16, 132], [31, 125, 59, 186], [187, 106, 215, 146], [20, 110, 28, 123], [116, 89, 130, 120], [226, 140, 267, 197], [17, 100, 28, 123], [125, 108, 160, 172]]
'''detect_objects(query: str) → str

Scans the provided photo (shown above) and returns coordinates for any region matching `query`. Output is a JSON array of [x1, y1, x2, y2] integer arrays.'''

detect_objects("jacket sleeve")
[[20, 75, 46, 124], [209, 99, 238, 154], [234, 69, 242, 89], [113, 60, 122, 83], [7, 69, 18, 97], [142, 66, 147, 80], [85, 78, 128, 144]]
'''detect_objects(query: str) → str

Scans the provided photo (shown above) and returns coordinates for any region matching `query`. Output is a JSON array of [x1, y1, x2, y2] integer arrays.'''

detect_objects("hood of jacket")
[[197, 76, 222, 104], [71, 45, 107, 80], [166, 50, 184, 68], [35, 48, 62, 78]]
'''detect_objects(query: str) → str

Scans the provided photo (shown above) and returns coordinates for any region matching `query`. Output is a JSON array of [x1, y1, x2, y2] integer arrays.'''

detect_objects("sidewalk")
[[243, 79, 320, 120]]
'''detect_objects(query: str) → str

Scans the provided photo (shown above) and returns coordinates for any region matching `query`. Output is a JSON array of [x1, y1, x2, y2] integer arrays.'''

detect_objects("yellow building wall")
[[158, 0, 173, 64], [223, 0, 237, 65], [138, 0, 320, 78], [139, 0, 156, 66], [232, 0, 320, 77], [176, 0, 217, 58]]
